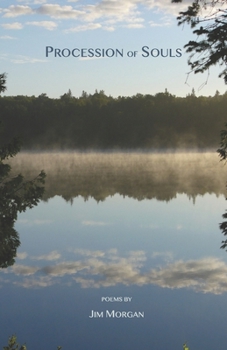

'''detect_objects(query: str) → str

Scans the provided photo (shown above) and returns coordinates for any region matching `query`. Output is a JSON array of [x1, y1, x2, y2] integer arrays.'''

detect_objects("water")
[[1, 152, 227, 350]]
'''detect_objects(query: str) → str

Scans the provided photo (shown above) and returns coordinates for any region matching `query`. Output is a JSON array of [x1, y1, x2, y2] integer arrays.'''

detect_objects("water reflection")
[[7, 247, 227, 295], [0, 154, 45, 268], [220, 210, 227, 249], [9, 151, 226, 202], [2, 152, 227, 350], [0, 219, 20, 268], [5, 191, 226, 295]]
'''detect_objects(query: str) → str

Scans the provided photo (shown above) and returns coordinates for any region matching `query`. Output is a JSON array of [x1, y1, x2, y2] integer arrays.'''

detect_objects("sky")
[[1, 0, 227, 98]]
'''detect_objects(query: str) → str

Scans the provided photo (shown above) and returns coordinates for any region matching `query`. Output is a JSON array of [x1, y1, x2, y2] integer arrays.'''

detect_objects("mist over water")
[[8, 151, 226, 202]]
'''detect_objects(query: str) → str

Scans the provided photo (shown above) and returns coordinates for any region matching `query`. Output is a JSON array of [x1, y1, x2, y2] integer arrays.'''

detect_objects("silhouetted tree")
[[2, 335, 62, 350], [0, 73, 7, 93], [0, 142, 45, 267], [0, 74, 46, 268], [3, 335, 26, 350], [172, 0, 227, 84], [219, 211, 227, 249], [172, 2, 227, 249]]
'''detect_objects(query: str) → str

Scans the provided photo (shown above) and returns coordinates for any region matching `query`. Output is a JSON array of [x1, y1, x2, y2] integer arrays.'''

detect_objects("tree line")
[[0, 89, 226, 150]]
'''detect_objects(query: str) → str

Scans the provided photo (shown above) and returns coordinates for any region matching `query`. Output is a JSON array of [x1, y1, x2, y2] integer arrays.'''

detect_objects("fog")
[[8, 151, 226, 202]]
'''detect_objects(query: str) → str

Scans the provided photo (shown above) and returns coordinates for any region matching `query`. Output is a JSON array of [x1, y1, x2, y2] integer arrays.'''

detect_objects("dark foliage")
[[0, 90, 226, 150], [219, 210, 227, 249], [172, 0, 227, 83], [0, 73, 46, 268], [0, 137, 45, 267], [0, 73, 7, 94], [2, 334, 62, 350]]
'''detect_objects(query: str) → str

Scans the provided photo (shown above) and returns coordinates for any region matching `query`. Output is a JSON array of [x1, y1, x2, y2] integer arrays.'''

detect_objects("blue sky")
[[1, 0, 226, 98]]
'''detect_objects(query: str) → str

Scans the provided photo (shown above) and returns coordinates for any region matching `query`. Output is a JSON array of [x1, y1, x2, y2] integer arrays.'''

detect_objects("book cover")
[[1, 1, 227, 349]]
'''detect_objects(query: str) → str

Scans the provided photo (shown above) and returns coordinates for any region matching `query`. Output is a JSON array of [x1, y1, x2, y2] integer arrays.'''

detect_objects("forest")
[[0, 89, 226, 150]]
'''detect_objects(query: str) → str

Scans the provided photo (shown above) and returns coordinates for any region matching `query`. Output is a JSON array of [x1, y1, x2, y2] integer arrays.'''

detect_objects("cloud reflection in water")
[[2, 249, 227, 295]]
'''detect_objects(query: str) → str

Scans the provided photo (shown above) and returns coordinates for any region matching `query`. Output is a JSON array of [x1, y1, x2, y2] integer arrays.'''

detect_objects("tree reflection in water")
[[219, 212, 227, 250], [0, 138, 45, 268], [217, 131, 227, 250]]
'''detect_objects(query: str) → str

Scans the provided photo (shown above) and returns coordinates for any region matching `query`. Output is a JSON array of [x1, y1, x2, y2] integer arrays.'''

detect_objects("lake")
[[1, 151, 227, 350]]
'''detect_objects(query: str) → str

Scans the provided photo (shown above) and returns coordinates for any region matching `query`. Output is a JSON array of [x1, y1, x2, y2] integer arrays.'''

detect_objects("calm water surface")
[[1, 152, 227, 350]]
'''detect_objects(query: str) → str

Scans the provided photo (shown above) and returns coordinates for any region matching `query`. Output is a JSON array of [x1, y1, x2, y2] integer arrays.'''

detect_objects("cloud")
[[144, 0, 189, 15], [17, 0, 47, 3], [32, 250, 61, 261], [66, 23, 102, 32], [74, 1, 146, 28], [33, 0, 47, 3], [74, 249, 106, 258], [36, 4, 84, 19], [11, 265, 39, 276], [26, 20, 57, 30], [61, 250, 147, 287], [73, 255, 149, 288], [124, 23, 144, 28], [81, 0, 187, 24], [81, 220, 110, 226], [11, 55, 47, 64], [0, 0, 188, 33], [15, 276, 55, 288], [149, 16, 173, 27], [0, 35, 16, 39], [2, 22, 23, 30], [73, 256, 227, 294], [7, 249, 227, 295], [42, 261, 88, 276], [3, 5, 33, 18], [116, 12, 145, 29], [148, 258, 227, 294], [16, 252, 28, 260], [85, 0, 138, 21]]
